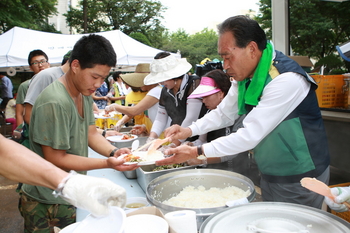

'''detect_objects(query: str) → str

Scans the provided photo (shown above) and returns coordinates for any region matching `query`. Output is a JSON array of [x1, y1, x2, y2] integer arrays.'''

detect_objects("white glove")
[[130, 124, 147, 135], [158, 143, 177, 154], [105, 105, 114, 113], [114, 120, 124, 132], [141, 137, 156, 151], [54, 171, 126, 217], [324, 186, 350, 212]]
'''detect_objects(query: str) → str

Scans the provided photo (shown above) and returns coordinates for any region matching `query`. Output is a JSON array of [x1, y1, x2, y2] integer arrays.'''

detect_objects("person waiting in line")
[[19, 34, 138, 232], [15, 49, 50, 128], [105, 63, 170, 136], [92, 80, 109, 109], [19, 51, 71, 150], [5, 93, 17, 132], [159, 15, 330, 210], [107, 71, 127, 105], [23, 50, 72, 126], [143, 52, 207, 144], [0, 73, 13, 111]]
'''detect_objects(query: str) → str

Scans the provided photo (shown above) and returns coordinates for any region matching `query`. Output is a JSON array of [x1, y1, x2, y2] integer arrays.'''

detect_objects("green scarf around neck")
[[237, 41, 273, 115]]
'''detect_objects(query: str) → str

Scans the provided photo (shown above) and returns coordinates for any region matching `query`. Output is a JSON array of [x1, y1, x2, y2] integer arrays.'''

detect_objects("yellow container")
[[311, 75, 349, 108]]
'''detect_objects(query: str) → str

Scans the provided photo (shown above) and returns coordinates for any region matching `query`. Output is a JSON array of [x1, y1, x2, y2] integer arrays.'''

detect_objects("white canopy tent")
[[0, 27, 177, 75]]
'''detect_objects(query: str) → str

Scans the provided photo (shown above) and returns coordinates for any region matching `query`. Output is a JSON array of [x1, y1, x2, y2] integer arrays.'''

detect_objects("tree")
[[160, 28, 219, 71], [0, 0, 58, 34], [129, 32, 152, 47], [64, 0, 167, 47], [255, 0, 350, 73]]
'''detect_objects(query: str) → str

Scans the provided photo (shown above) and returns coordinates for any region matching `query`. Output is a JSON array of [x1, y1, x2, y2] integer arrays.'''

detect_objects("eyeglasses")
[[31, 60, 48, 66]]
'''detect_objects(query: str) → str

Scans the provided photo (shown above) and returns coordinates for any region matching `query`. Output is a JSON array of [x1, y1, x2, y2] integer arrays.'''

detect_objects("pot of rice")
[[146, 168, 256, 229]]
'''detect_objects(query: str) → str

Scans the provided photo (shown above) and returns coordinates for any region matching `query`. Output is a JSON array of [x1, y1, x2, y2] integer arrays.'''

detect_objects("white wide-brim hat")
[[143, 54, 192, 85], [188, 76, 221, 99]]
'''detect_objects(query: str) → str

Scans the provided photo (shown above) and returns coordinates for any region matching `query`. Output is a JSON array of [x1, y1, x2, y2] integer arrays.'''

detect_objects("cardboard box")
[[126, 206, 176, 233], [288, 56, 313, 67]]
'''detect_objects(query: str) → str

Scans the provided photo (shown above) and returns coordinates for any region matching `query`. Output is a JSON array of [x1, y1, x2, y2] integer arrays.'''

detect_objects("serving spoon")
[[300, 177, 350, 209]]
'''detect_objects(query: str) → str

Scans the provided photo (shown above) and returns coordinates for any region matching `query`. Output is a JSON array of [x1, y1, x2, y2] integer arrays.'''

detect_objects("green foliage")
[[255, 0, 350, 74], [129, 32, 152, 47], [64, 0, 167, 47], [160, 28, 219, 71], [0, 0, 59, 33], [315, 54, 347, 75]]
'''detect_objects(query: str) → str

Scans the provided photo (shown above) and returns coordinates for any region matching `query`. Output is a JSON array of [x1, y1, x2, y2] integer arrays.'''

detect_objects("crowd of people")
[[1, 15, 350, 233]]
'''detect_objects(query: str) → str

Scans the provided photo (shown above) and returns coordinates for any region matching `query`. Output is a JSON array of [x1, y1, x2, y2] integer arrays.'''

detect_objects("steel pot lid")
[[200, 202, 350, 233]]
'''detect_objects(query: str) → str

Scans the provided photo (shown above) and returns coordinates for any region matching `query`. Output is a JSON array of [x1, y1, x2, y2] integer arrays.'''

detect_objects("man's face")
[[72, 60, 111, 96], [218, 32, 257, 81], [30, 55, 50, 74]]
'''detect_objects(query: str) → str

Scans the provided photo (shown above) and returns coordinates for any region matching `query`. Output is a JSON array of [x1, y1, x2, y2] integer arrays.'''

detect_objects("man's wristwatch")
[[102, 129, 107, 137], [109, 148, 118, 157], [197, 145, 206, 160]]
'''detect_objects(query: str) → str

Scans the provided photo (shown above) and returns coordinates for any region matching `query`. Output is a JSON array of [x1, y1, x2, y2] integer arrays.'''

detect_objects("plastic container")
[[311, 75, 349, 108], [60, 206, 125, 233]]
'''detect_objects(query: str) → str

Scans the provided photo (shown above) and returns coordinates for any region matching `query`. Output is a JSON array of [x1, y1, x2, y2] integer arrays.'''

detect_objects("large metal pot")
[[146, 168, 256, 229], [200, 202, 350, 233]]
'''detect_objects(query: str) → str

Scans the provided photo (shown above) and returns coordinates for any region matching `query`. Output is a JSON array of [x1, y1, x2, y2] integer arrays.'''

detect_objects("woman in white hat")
[[143, 52, 207, 143], [105, 63, 169, 135]]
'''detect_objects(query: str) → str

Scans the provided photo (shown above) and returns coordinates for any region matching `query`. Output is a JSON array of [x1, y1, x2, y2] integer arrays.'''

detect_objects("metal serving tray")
[[136, 164, 196, 192]]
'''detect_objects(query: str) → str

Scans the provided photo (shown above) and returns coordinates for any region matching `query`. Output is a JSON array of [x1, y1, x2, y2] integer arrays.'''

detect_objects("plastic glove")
[[181, 141, 194, 146], [56, 171, 126, 217], [114, 120, 124, 132], [105, 130, 123, 137], [105, 105, 115, 114], [324, 186, 350, 212], [158, 143, 177, 154], [130, 125, 147, 135], [186, 156, 208, 167], [140, 137, 156, 151]]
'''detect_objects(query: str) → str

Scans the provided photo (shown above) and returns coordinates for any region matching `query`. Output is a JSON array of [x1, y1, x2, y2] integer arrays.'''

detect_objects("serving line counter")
[[77, 147, 263, 222], [76, 147, 145, 221]]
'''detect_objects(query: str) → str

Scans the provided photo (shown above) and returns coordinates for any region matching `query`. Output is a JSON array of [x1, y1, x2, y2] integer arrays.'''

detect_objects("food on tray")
[[124, 154, 141, 162], [152, 164, 185, 171], [121, 134, 135, 140], [124, 151, 165, 164], [163, 185, 251, 208]]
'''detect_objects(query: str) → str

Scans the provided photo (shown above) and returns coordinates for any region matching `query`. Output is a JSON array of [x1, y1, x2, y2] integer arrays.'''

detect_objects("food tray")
[[329, 182, 350, 222], [136, 164, 196, 192]]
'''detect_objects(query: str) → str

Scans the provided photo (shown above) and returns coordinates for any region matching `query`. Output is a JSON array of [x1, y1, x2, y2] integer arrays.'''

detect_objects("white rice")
[[132, 151, 164, 162], [163, 185, 250, 208]]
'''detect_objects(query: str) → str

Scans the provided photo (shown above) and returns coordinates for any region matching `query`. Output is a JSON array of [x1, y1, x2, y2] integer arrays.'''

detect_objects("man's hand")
[[112, 148, 131, 157], [164, 125, 192, 141], [130, 125, 147, 135], [105, 130, 123, 137], [107, 148, 139, 171], [155, 145, 197, 166], [59, 172, 127, 217]]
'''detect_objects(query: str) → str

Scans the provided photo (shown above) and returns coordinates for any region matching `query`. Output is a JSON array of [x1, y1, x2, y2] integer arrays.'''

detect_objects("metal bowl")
[[146, 168, 256, 229]]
